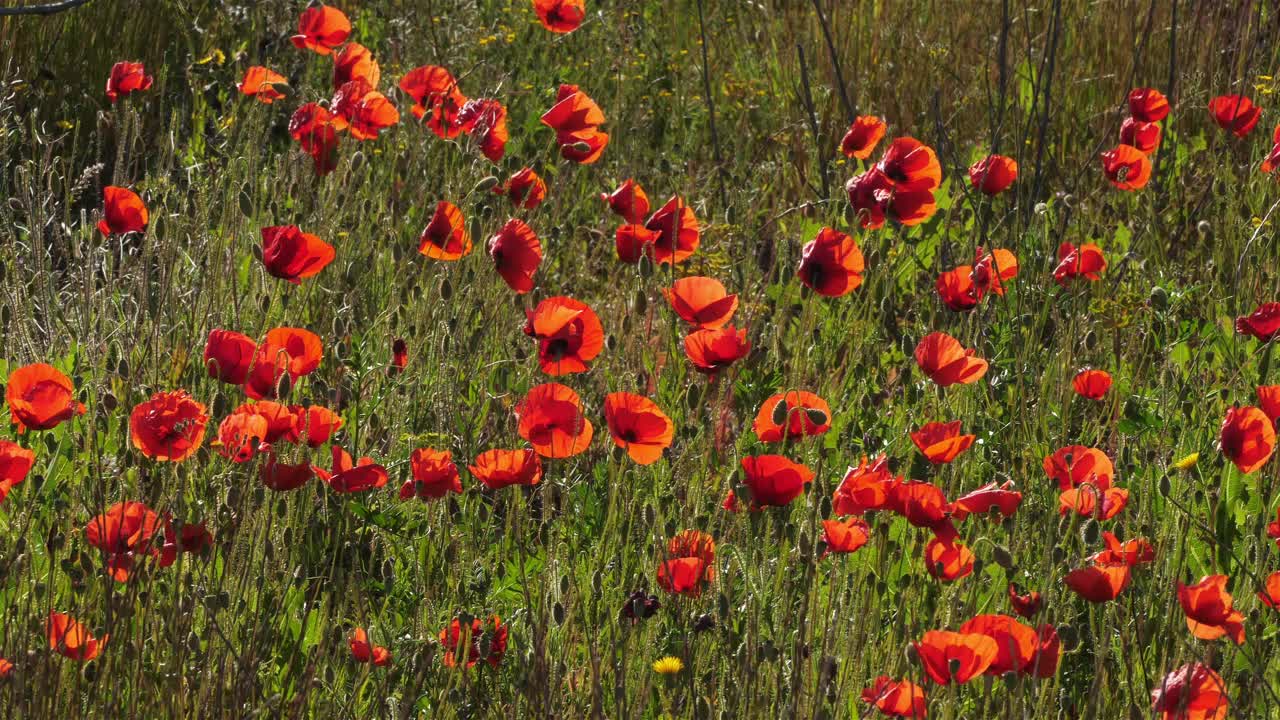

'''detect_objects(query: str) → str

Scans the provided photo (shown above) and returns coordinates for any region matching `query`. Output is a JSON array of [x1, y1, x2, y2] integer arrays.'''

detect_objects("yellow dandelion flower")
[[652, 656, 683, 675], [1172, 452, 1199, 471]]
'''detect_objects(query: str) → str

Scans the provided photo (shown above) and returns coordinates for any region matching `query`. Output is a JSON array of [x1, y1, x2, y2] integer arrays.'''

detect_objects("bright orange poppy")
[[84, 500, 162, 582], [523, 296, 605, 376], [822, 516, 870, 555], [656, 530, 716, 596], [1053, 242, 1106, 285], [48, 611, 107, 662], [129, 390, 209, 462], [1058, 485, 1129, 520], [0, 440, 36, 504], [924, 536, 974, 581], [515, 383, 593, 458], [832, 455, 896, 515], [291, 5, 351, 54], [458, 98, 509, 162], [6, 363, 85, 433], [469, 449, 543, 489], [1073, 369, 1112, 399], [1258, 571, 1280, 611], [533, 0, 585, 33], [1263, 124, 1280, 173], [489, 219, 542, 293], [1101, 145, 1151, 190], [968, 154, 1018, 195], [914, 332, 988, 387], [316, 445, 389, 493], [1128, 87, 1170, 122], [840, 115, 886, 159], [288, 404, 343, 447], [1261, 385, 1280, 425], [495, 167, 547, 210], [950, 481, 1022, 520], [684, 325, 751, 375], [912, 630, 997, 684], [332, 42, 379, 89], [232, 401, 297, 444], [1151, 663, 1228, 720], [97, 186, 148, 236], [662, 276, 738, 329], [602, 392, 673, 464], [331, 79, 399, 140], [419, 201, 472, 260], [260, 225, 335, 283], [958, 614, 1038, 676], [541, 84, 608, 163], [350, 628, 392, 666], [601, 179, 651, 223], [645, 196, 700, 264], [1042, 445, 1115, 490], [1064, 563, 1130, 603], [797, 227, 865, 297], [1178, 575, 1245, 644], [910, 421, 974, 464], [399, 65, 467, 137], [238, 66, 287, 103], [752, 390, 830, 443], [860, 676, 926, 718], [215, 409, 269, 462], [1220, 405, 1275, 474], [736, 455, 814, 509], [1090, 530, 1156, 567]]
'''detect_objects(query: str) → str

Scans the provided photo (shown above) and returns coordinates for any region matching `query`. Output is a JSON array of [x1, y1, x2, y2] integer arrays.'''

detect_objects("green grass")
[[2, 0, 1280, 717]]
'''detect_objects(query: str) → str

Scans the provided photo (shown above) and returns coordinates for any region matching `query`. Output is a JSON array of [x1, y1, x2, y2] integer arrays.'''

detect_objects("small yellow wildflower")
[[1172, 452, 1199, 471], [652, 656, 683, 675]]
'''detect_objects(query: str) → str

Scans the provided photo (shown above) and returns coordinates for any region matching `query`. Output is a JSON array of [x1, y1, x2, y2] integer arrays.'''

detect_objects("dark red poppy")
[[951, 481, 1022, 520], [469, 449, 542, 489], [1220, 405, 1275, 474], [238, 66, 287, 103], [399, 65, 467, 138], [291, 5, 351, 54], [316, 446, 389, 493], [958, 614, 1038, 676], [1042, 445, 1115, 490], [1058, 485, 1129, 520], [84, 501, 162, 582], [156, 519, 212, 566], [913, 630, 997, 684], [534, 0, 585, 33], [840, 115, 886, 159], [439, 615, 508, 669], [215, 409, 269, 462], [752, 390, 830, 443], [48, 611, 107, 662], [614, 224, 659, 263], [1236, 302, 1280, 341], [822, 516, 870, 556], [1208, 95, 1261, 137], [645, 196, 700, 264], [1269, 507, 1280, 548], [331, 79, 400, 140], [1101, 145, 1151, 190], [350, 628, 392, 666], [332, 42, 379, 89], [968, 154, 1018, 196], [1258, 571, 1280, 611], [204, 329, 255, 384], [1120, 117, 1161, 154], [914, 332, 988, 387], [1128, 87, 1170, 122], [736, 455, 814, 509], [495, 167, 547, 210], [6, 363, 85, 433], [601, 179, 651, 223], [910, 421, 974, 464], [684, 325, 751, 375], [105, 61, 152, 102], [401, 448, 462, 501], [514, 383, 593, 458], [391, 338, 408, 373], [662, 276, 738, 329], [890, 480, 953, 532], [260, 452, 316, 492], [603, 392, 673, 465], [1151, 663, 1228, 720], [1073, 369, 1112, 399], [1028, 624, 1060, 678], [1008, 584, 1042, 618], [657, 530, 716, 596], [523, 296, 605, 376], [0, 440, 36, 504], [129, 390, 208, 462], [797, 227, 865, 297], [488, 219, 542, 293], [832, 455, 896, 515], [97, 186, 148, 236], [235, 401, 298, 444], [288, 102, 342, 176], [419, 201, 472, 260], [1064, 563, 1130, 603], [260, 225, 335, 284], [1090, 530, 1155, 567], [1053, 242, 1106, 285], [860, 676, 926, 718], [1178, 575, 1245, 644], [458, 98, 509, 162]]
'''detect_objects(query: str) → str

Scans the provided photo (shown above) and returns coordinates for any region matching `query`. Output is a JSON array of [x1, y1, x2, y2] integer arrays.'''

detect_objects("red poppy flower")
[[1072, 369, 1112, 399], [97, 186, 148, 236], [469, 449, 542, 489], [245, 328, 324, 399], [914, 332, 988, 387], [936, 266, 980, 311], [1101, 144, 1152, 190], [845, 166, 938, 229], [495, 168, 547, 210], [910, 421, 974, 464], [970, 248, 1019, 296], [402, 448, 462, 501], [533, 0, 585, 33], [958, 614, 1038, 676], [1259, 385, 1280, 425], [1151, 663, 1228, 720], [439, 615, 508, 669], [1269, 507, 1280, 548], [797, 227, 865, 297], [332, 42, 379, 89], [489, 219, 543, 293], [645, 196, 700, 264], [832, 455, 896, 515], [260, 452, 316, 492], [1263, 124, 1280, 173], [889, 480, 952, 529], [105, 61, 152, 102], [6, 363, 85, 433], [822, 516, 870, 556], [0, 658, 11, 677], [1220, 405, 1275, 474], [233, 401, 298, 444], [316, 446, 389, 493], [391, 338, 408, 373], [288, 103, 342, 175], [1042, 445, 1115, 490], [1028, 625, 1060, 678], [418, 201, 472, 260], [129, 390, 208, 462], [662, 276, 738, 329], [291, 5, 351, 54], [523, 296, 605, 375], [603, 392, 674, 465], [238, 66, 287, 103], [657, 530, 716, 596], [1058, 485, 1129, 520], [1090, 531, 1156, 567], [1258, 572, 1280, 610], [331, 79, 400, 140], [752, 390, 830, 443], [1053, 242, 1106, 285], [288, 404, 342, 447], [84, 501, 162, 582], [215, 409, 269, 462], [1179, 575, 1245, 644], [736, 455, 814, 509], [1208, 95, 1261, 137], [260, 225, 335, 284], [877, 137, 942, 191], [559, 128, 610, 164], [951, 481, 1022, 520], [48, 611, 107, 662], [515, 383, 593, 458], [840, 115, 887, 159], [458, 98, 509, 162], [968, 154, 1018, 196], [1128, 87, 1170, 122], [601, 179, 651, 223], [860, 676, 926, 718], [684, 325, 751, 375], [924, 536, 973, 581], [541, 84, 608, 163], [156, 518, 212, 566], [0, 440, 36, 504], [1008, 584, 1042, 618], [913, 630, 997, 684], [614, 224, 660, 263], [399, 65, 468, 138], [1064, 563, 1130, 603], [1236, 302, 1280, 341], [1120, 117, 1162, 154], [350, 628, 392, 666]]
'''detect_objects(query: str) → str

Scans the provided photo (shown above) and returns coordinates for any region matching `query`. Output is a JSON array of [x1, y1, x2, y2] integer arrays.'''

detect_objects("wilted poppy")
[[1120, 117, 1161, 154], [951, 481, 1022, 520], [958, 614, 1038, 676], [1258, 572, 1280, 610], [1058, 485, 1129, 520], [657, 530, 716, 596], [515, 383, 593, 458], [1128, 87, 1170, 122], [469, 449, 542, 489], [288, 404, 343, 447], [1151, 663, 1228, 720], [84, 501, 162, 582], [1235, 302, 1280, 341], [260, 452, 316, 492], [645, 196, 700, 264], [288, 102, 342, 175], [419, 201, 472, 260], [1042, 445, 1114, 490], [1208, 95, 1261, 137], [1090, 530, 1156, 567], [1008, 584, 1042, 618], [913, 630, 997, 684], [752, 390, 830, 442], [495, 167, 547, 210], [910, 421, 975, 464], [603, 392, 673, 465], [48, 611, 107, 662], [489, 219, 542, 293], [924, 536, 974, 581], [402, 448, 462, 501], [662, 276, 738, 329], [840, 116, 887, 159], [260, 225, 335, 284], [832, 455, 896, 515], [601, 179, 650, 223], [439, 615, 508, 669], [1064, 563, 1130, 602], [684, 325, 751, 376], [238, 66, 287, 103], [129, 390, 208, 462], [97, 186, 148, 236], [331, 79, 399, 140], [291, 5, 351, 54], [797, 227, 865, 297], [105, 61, 152, 102], [1179, 575, 1245, 644], [458, 98, 509, 162], [6, 363, 85, 433], [860, 676, 926, 718], [215, 409, 269, 462], [0, 440, 36, 504], [914, 332, 988, 387], [524, 296, 604, 376], [1263, 124, 1280, 174], [968, 154, 1018, 196], [1220, 405, 1275, 474], [736, 455, 814, 509], [533, 0, 585, 33], [316, 446, 389, 493], [822, 516, 870, 555], [333, 42, 379, 89], [350, 628, 391, 666], [399, 65, 467, 137], [1073, 369, 1112, 399], [1053, 242, 1106, 285], [1101, 145, 1151, 190]]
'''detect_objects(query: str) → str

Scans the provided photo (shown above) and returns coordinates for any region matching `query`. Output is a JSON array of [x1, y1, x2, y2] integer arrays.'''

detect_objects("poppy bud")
[[1057, 623, 1078, 651], [238, 190, 254, 218], [1081, 518, 1100, 544], [1159, 475, 1171, 497], [568, 140, 593, 153], [993, 545, 1014, 570], [904, 643, 919, 664], [948, 658, 962, 676], [1149, 285, 1168, 309], [693, 613, 716, 632], [553, 602, 565, 625], [474, 175, 499, 193]]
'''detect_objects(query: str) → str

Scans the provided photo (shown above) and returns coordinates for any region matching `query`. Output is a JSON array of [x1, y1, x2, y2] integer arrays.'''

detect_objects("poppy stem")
[[694, 0, 728, 212]]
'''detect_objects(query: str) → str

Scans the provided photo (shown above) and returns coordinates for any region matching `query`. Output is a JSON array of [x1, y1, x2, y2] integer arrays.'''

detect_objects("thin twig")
[[809, 0, 855, 123], [795, 44, 830, 199], [0, 0, 93, 17], [694, 0, 727, 211]]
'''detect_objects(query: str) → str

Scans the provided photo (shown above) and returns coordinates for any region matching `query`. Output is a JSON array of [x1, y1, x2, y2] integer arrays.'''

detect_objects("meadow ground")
[[2, 0, 1280, 717]]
